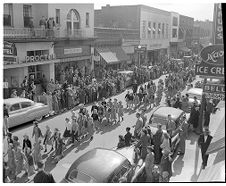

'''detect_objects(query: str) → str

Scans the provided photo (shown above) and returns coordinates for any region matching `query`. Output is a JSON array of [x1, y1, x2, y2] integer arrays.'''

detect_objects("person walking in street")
[[166, 114, 176, 147], [33, 139, 43, 170], [153, 123, 164, 164], [145, 146, 155, 182], [188, 105, 200, 132], [159, 149, 173, 179], [54, 133, 64, 164], [24, 147, 35, 181], [22, 134, 32, 152], [7, 143, 17, 182], [133, 112, 143, 139], [32, 121, 43, 143], [3, 104, 9, 137], [71, 116, 79, 145], [43, 125, 53, 153], [198, 128, 213, 169], [63, 118, 72, 145], [117, 101, 124, 122], [34, 161, 55, 183]]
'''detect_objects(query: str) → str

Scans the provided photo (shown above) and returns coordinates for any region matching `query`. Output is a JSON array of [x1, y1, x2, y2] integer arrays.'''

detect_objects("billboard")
[[213, 3, 223, 45]]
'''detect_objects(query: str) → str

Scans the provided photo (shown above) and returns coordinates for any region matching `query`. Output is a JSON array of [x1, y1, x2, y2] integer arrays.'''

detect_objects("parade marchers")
[[3, 57, 211, 183]]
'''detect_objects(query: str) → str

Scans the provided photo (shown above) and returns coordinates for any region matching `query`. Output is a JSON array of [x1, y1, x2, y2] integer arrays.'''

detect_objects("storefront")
[[54, 40, 93, 83]]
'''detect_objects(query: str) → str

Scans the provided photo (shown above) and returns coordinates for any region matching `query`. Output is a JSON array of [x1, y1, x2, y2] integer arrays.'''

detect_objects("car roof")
[[118, 70, 133, 74], [152, 106, 184, 121], [4, 98, 33, 106], [66, 148, 128, 182], [187, 88, 203, 96]]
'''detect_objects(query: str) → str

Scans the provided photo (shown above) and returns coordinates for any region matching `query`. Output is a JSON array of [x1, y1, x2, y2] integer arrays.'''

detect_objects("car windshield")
[[150, 116, 167, 130], [68, 169, 96, 183], [188, 93, 202, 100]]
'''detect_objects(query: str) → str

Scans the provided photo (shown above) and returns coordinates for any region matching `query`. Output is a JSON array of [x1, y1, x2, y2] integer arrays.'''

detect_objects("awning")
[[179, 46, 191, 52], [96, 47, 129, 64], [216, 101, 225, 109], [197, 161, 225, 182], [207, 113, 225, 154]]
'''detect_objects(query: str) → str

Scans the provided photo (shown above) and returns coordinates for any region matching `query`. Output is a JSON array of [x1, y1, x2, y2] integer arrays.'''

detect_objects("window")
[[23, 5, 32, 27], [153, 22, 156, 39], [147, 21, 151, 38], [4, 4, 13, 26], [111, 166, 129, 183], [173, 17, 178, 26], [142, 20, 146, 39], [86, 12, 89, 27], [166, 24, 168, 38], [172, 28, 178, 38], [158, 23, 161, 38], [56, 9, 60, 24], [28, 65, 43, 83], [21, 102, 32, 109], [68, 170, 96, 183], [10, 103, 20, 112], [162, 23, 165, 38]]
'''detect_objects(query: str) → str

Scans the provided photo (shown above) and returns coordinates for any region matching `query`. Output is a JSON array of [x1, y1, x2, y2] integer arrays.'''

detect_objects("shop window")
[[4, 4, 13, 26], [56, 9, 60, 25], [28, 65, 42, 84], [86, 12, 89, 27], [172, 28, 178, 38], [23, 5, 32, 28]]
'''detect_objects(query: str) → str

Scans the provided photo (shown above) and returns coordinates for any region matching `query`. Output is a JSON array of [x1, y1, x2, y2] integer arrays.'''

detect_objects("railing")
[[4, 27, 90, 39]]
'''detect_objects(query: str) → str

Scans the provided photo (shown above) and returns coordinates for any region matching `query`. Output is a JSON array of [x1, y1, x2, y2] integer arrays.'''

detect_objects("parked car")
[[148, 106, 188, 156], [4, 98, 50, 128], [61, 147, 145, 183], [117, 70, 134, 87]]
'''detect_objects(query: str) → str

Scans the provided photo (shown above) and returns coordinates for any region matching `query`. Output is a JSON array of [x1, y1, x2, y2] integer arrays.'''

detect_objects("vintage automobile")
[[4, 98, 50, 128], [148, 106, 188, 157], [61, 147, 145, 183], [117, 70, 134, 87]]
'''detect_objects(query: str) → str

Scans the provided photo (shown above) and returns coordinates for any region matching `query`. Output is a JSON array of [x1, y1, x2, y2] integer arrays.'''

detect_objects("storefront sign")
[[195, 44, 224, 78], [25, 54, 55, 63], [203, 84, 225, 94], [64, 48, 82, 55], [213, 3, 223, 44], [4, 41, 17, 62]]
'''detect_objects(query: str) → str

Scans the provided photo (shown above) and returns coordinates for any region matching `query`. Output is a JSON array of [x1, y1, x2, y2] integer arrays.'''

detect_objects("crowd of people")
[[4, 55, 217, 183]]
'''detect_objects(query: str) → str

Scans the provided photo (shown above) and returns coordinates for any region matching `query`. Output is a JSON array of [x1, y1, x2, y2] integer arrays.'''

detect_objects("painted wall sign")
[[64, 48, 82, 55]]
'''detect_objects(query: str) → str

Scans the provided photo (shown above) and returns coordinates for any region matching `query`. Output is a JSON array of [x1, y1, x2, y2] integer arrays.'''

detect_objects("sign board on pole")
[[195, 44, 224, 78], [134, 46, 146, 53], [213, 3, 223, 45]]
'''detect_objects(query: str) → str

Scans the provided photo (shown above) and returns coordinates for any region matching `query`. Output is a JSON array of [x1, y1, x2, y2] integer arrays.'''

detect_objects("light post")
[[138, 45, 141, 66]]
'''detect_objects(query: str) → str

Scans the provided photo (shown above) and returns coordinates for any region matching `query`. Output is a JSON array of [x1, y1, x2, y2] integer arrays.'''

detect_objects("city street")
[[4, 74, 215, 183]]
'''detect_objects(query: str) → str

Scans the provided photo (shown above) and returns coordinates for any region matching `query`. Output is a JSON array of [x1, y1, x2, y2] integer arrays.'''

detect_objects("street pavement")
[[4, 74, 219, 183]]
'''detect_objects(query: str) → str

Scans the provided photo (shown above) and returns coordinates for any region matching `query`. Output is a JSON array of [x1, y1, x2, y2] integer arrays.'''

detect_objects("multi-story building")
[[95, 4, 171, 66], [178, 14, 194, 57], [192, 20, 213, 52], [3, 3, 95, 97]]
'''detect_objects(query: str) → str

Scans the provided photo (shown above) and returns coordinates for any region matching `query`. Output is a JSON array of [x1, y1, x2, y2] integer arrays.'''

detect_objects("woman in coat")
[[43, 125, 53, 153], [54, 133, 64, 164], [33, 140, 43, 169], [7, 143, 17, 181], [52, 91, 59, 114], [14, 146, 25, 175]]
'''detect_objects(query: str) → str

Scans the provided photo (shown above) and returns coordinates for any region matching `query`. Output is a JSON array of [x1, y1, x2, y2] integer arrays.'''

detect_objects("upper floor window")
[[153, 22, 156, 39], [56, 9, 60, 25], [166, 24, 169, 38], [147, 21, 151, 38], [173, 17, 178, 26], [162, 23, 165, 38], [4, 4, 13, 26], [172, 28, 178, 38], [158, 23, 161, 38], [86, 12, 90, 27], [142, 20, 146, 39], [23, 5, 32, 28]]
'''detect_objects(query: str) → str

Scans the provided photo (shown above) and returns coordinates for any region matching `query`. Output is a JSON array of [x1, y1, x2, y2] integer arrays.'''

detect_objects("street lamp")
[[138, 45, 141, 66]]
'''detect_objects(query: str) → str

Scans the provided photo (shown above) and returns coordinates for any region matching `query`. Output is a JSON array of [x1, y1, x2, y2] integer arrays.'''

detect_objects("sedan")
[[61, 147, 145, 183], [4, 98, 50, 128]]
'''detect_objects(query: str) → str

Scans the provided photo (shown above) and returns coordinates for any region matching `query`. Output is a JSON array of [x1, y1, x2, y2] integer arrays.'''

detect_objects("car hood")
[[116, 146, 135, 165]]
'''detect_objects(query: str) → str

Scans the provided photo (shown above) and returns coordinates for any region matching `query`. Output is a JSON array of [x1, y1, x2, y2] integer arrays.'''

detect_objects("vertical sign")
[[213, 3, 223, 44]]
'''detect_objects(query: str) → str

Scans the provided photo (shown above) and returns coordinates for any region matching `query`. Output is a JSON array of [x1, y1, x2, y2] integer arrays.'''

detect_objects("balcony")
[[4, 27, 92, 40]]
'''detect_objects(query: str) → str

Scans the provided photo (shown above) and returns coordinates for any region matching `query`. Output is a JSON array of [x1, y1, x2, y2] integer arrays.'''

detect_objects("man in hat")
[[34, 161, 55, 183], [198, 128, 213, 169], [32, 121, 43, 143]]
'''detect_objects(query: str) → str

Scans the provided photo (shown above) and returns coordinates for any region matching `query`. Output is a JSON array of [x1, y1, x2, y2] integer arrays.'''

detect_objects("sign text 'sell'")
[[195, 44, 224, 78]]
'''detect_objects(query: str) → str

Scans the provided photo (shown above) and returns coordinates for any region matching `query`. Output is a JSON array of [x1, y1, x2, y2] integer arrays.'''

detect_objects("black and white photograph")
[[1, 0, 225, 183]]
